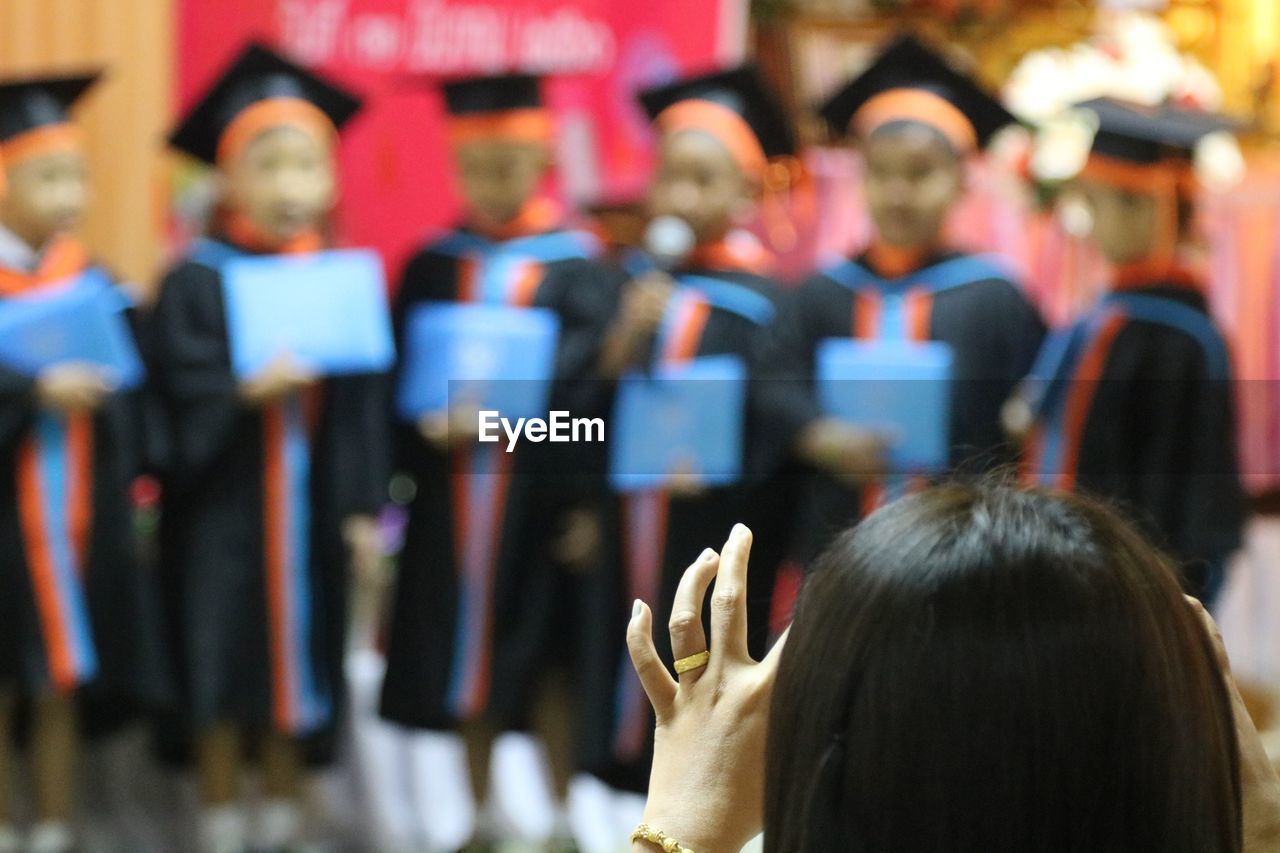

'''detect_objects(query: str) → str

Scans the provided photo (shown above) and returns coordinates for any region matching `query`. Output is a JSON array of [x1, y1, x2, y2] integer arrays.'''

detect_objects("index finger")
[[709, 523, 752, 665]]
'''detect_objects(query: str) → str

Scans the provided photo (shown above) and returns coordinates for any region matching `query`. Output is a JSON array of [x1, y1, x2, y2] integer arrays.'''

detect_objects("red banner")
[[175, 0, 744, 275]]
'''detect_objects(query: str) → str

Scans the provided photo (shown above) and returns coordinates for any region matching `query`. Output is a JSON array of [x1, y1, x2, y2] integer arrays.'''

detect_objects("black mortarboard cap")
[[0, 72, 100, 143], [1078, 97, 1238, 164], [818, 33, 1014, 149], [442, 74, 543, 116], [638, 65, 796, 159], [169, 42, 362, 164]]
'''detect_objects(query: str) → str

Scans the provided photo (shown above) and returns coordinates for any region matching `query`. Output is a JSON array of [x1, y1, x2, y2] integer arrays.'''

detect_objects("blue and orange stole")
[[822, 252, 1011, 514], [0, 235, 99, 692], [189, 232, 330, 734], [1023, 278, 1230, 490], [426, 227, 599, 721]]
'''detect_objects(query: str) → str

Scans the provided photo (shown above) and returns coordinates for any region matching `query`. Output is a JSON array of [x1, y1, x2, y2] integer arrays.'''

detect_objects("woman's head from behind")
[[766, 483, 1240, 852]]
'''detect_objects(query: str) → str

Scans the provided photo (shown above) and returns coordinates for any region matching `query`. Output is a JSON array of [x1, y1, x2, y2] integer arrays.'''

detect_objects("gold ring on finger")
[[674, 650, 710, 675]]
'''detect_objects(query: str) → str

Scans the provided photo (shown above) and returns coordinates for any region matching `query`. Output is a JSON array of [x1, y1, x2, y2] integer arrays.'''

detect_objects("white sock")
[[26, 822, 74, 853], [566, 774, 619, 853], [488, 731, 557, 843], [407, 731, 475, 850], [0, 824, 19, 853], [198, 804, 247, 853], [346, 650, 418, 850], [253, 798, 304, 850], [551, 804, 574, 841]]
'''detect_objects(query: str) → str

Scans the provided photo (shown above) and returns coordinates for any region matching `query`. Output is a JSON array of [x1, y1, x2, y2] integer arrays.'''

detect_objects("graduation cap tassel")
[[759, 154, 814, 255]]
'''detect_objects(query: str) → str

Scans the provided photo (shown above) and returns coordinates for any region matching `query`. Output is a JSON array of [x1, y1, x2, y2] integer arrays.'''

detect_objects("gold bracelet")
[[631, 822, 696, 852]]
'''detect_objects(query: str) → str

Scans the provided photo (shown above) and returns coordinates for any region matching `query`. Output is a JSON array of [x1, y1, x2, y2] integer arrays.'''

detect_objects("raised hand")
[[627, 524, 787, 853], [599, 272, 676, 378]]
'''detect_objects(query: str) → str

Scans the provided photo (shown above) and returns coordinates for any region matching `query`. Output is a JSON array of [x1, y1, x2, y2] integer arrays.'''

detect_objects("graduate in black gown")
[[378, 73, 615, 847], [0, 72, 164, 853], [767, 35, 1045, 563], [1013, 98, 1247, 603], [149, 44, 386, 853], [578, 66, 802, 799]]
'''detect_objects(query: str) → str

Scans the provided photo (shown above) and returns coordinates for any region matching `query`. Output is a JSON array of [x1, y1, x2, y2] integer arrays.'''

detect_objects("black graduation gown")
[[764, 251, 1046, 563], [1023, 281, 1246, 600], [0, 264, 167, 731], [578, 263, 797, 790], [379, 227, 616, 731], [149, 237, 388, 759]]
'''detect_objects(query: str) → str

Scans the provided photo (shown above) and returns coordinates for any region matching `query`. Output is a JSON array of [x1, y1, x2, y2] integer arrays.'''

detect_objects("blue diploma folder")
[[396, 303, 561, 422], [220, 249, 395, 379], [609, 355, 746, 493], [815, 339, 954, 473], [0, 269, 144, 389]]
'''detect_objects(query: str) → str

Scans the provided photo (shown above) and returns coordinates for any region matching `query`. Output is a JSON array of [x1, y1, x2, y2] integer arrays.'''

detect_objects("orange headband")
[[0, 122, 85, 168], [655, 98, 768, 181], [852, 88, 977, 153], [1078, 153, 1195, 196], [447, 108, 555, 147], [216, 97, 336, 168]]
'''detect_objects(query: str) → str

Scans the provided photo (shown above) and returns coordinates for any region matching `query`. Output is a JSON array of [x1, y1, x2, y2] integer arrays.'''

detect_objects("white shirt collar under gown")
[[0, 223, 42, 273]]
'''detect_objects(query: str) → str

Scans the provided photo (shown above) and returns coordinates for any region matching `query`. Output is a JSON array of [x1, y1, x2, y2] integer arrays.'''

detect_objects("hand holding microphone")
[[599, 215, 696, 377], [621, 215, 697, 335]]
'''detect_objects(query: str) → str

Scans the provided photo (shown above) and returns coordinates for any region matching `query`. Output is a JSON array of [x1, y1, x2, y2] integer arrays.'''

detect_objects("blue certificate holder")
[[220, 249, 395, 379], [609, 355, 747, 493], [0, 268, 144, 389], [396, 303, 561, 422], [815, 339, 954, 473]]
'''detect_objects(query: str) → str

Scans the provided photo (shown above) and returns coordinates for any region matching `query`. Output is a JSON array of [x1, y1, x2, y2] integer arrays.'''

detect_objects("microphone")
[[642, 214, 696, 273]]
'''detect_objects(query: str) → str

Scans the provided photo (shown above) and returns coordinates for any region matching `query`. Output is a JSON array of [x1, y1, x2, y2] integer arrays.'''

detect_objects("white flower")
[[1056, 190, 1094, 239], [1194, 131, 1246, 190], [1174, 60, 1224, 110], [1004, 51, 1071, 123], [1006, 8, 1235, 189], [1111, 11, 1172, 53], [1030, 109, 1100, 182], [1069, 46, 1120, 104], [986, 124, 1034, 178], [1007, 10, 1224, 116]]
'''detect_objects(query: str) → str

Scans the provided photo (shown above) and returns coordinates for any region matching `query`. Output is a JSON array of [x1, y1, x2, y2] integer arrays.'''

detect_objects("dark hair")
[[865, 119, 961, 160], [764, 483, 1241, 852]]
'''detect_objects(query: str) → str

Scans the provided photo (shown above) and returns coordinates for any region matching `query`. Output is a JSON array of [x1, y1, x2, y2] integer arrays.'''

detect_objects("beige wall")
[[0, 0, 174, 287], [1219, 0, 1280, 124]]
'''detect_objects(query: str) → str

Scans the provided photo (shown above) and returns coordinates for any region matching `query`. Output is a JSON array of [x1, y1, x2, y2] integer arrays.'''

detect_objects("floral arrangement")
[[999, 11, 1244, 190]]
